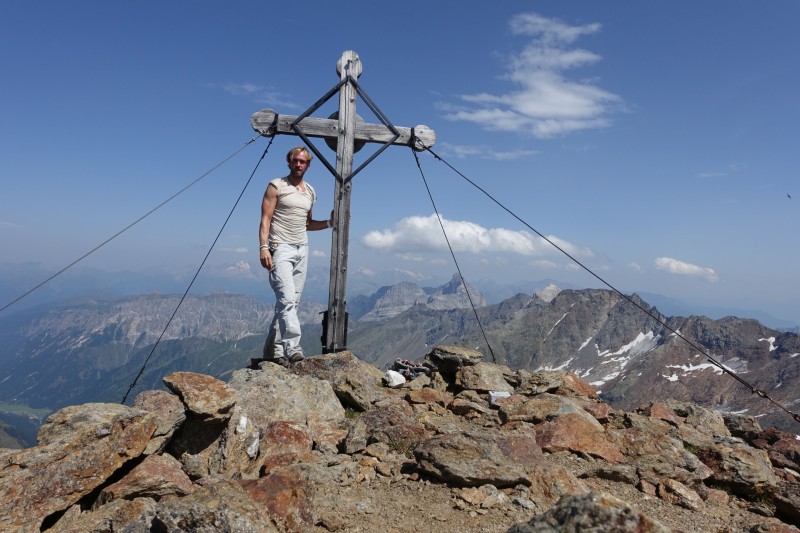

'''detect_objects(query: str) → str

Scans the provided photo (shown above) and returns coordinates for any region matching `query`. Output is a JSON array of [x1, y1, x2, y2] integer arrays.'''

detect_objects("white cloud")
[[532, 259, 558, 269], [628, 262, 643, 273], [219, 247, 248, 254], [221, 82, 298, 109], [654, 257, 718, 282], [442, 12, 622, 138], [439, 142, 537, 160], [696, 163, 742, 179], [311, 249, 326, 258], [362, 214, 593, 259]]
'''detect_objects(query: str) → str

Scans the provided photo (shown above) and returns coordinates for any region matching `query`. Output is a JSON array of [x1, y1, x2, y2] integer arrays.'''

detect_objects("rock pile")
[[1, 346, 799, 532]]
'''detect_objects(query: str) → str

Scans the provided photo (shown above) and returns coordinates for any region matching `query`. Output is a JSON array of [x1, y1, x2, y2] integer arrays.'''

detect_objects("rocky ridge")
[[351, 274, 487, 322], [1, 347, 799, 532], [348, 287, 800, 433]]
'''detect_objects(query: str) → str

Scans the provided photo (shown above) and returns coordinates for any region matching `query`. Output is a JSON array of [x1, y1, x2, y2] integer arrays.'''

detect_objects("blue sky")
[[1, 2, 799, 325]]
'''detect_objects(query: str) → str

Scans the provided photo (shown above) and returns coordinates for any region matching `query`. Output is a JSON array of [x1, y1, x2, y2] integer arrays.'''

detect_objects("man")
[[257, 146, 333, 367]]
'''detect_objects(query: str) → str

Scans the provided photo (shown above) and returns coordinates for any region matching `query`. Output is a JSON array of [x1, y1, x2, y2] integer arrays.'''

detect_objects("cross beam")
[[250, 50, 436, 354], [251, 111, 436, 156]]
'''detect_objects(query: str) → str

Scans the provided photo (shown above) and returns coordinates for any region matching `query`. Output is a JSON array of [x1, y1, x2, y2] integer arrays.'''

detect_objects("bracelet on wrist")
[[259, 244, 269, 250]]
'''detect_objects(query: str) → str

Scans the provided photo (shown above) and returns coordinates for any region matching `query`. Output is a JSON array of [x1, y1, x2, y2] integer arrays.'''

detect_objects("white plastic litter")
[[384, 369, 407, 388]]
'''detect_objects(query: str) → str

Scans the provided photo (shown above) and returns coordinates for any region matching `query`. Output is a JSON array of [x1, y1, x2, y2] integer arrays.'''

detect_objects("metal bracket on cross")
[[250, 50, 436, 354]]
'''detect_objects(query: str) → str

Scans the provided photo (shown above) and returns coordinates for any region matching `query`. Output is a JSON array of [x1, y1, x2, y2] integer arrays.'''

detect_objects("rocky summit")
[[1, 347, 799, 532]]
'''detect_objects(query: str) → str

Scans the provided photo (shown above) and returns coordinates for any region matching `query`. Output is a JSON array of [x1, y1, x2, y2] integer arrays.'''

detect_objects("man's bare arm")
[[259, 184, 278, 269]]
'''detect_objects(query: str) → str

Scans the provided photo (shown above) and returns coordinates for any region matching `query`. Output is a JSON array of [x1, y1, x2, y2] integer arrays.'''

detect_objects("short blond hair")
[[286, 146, 313, 163]]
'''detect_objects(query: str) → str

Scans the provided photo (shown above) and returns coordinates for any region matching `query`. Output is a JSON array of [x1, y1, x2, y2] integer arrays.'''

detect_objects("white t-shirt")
[[269, 177, 316, 245]]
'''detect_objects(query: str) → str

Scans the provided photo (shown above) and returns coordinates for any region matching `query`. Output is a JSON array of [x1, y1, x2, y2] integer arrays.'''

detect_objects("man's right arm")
[[259, 184, 278, 270]]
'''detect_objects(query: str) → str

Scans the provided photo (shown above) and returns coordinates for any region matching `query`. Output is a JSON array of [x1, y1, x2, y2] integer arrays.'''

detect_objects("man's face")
[[288, 152, 311, 178]]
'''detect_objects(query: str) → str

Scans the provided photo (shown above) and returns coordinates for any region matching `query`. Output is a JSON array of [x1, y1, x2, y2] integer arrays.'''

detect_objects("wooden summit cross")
[[251, 50, 436, 354]]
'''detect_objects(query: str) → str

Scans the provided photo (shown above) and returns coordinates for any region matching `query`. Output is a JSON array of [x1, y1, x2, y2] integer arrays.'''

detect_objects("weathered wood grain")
[[251, 110, 436, 151]]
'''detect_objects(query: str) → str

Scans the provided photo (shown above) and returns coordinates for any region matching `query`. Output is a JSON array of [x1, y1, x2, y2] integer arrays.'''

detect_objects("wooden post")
[[251, 51, 436, 354], [326, 52, 360, 353]]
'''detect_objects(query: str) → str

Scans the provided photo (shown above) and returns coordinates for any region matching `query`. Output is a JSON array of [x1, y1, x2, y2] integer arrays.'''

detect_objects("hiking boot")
[[287, 351, 305, 363], [252, 357, 290, 368]]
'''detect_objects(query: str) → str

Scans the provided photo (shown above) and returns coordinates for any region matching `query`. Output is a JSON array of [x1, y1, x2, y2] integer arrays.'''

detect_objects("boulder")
[[508, 492, 672, 533], [152, 479, 276, 532], [456, 362, 514, 392], [414, 427, 542, 488], [96, 453, 195, 505], [362, 404, 428, 454], [133, 389, 186, 455], [694, 436, 780, 497], [48, 497, 157, 533], [0, 403, 156, 531], [240, 465, 316, 531], [499, 393, 590, 424], [608, 413, 713, 486], [657, 478, 705, 511], [228, 365, 346, 452], [163, 371, 236, 423], [535, 411, 625, 464], [426, 345, 484, 375], [515, 370, 598, 399], [293, 351, 385, 410]]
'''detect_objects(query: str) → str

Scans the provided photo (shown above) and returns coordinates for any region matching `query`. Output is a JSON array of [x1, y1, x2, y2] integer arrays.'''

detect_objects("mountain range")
[[2, 262, 796, 329], [1, 275, 799, 448]]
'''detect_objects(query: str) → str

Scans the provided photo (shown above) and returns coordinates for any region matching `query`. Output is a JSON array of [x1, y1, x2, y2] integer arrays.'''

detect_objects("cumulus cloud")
[[654, 257, 718, 282], [362, 214, 593, 259], [442, 12, 621, 138], [311, 249, 326, 258]]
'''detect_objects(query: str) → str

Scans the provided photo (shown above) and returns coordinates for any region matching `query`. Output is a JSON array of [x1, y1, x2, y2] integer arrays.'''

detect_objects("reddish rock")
[[414, 427, 542, 488], [98, 454, 195, 504], [405, 388, 449, 407], [516, 370, 598, 399], [48, 497, 157, 533], [535, 412, 625, 464], [133, 389, 187, 455], [362, 405, 428, 452], [261, 421, 314, 457], [163, 372, 236, 422], [753, 428, 800, 471], [500, 393, 592, 425], [658, 478, 704, 510], [0, 404, 157, 531], [240, 467, 314, 531], [694, 439, 779, 497], [639, 479, 658, 496], [637, 401, 682, 426], [260, 452, 319, 476], [699, 486, 730, 506], [154, 479, 275, 531], [525, 461, 589, 508], [583, 402, 615, 423]]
